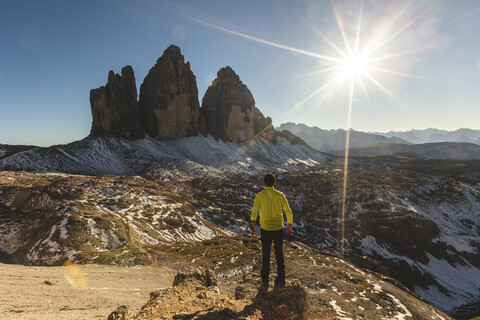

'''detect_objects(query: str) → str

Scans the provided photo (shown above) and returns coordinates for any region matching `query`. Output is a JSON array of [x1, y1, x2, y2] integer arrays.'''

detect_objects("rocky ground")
[[0, 263, 172, 320], [107, 236, 453, 320], [1, 157, 480, 318], [1, 234, 455, 320]]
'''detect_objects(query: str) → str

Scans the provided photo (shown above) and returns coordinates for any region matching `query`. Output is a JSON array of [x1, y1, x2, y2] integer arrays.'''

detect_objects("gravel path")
[[0, 263, 172, 320]]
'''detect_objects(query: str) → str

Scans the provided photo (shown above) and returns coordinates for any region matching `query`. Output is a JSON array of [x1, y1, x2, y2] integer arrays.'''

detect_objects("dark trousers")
[[260, 228, 285, 283]]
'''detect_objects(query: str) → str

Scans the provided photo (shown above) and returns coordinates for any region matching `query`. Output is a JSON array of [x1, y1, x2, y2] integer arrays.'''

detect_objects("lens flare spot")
[[63, 260, 88, 289]]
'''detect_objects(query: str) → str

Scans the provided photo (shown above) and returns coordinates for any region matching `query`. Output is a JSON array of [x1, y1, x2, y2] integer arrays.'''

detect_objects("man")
[[250, 173, 293, 287]]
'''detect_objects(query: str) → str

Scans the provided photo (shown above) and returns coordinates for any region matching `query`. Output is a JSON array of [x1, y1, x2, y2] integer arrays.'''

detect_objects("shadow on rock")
[[114, 269, 308, 320], [238, 282, 308, 320]]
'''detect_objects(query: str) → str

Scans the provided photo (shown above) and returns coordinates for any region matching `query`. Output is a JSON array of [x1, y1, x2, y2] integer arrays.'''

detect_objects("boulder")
[[201, 66, 275, 143], [90, 66, 144, 139], [172, 269, 217, 287], [138, 45, 200, 140], [107, 305, 129, 320]]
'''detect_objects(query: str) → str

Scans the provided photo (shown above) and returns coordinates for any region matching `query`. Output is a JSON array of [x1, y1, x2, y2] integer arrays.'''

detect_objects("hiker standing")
[[250, 173, 293, 287]]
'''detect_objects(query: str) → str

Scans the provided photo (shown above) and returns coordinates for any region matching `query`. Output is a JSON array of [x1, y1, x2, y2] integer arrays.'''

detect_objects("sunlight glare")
[[176, 0, 437, 256], [339, 53, 369, 80]]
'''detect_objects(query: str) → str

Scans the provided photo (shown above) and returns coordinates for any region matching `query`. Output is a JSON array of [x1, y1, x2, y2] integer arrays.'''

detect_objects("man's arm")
[[250, 195, 260, 236], [282, 194, 293, 236]]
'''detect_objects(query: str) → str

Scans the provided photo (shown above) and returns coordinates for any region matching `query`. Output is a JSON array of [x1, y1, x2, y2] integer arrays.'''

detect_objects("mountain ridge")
[[0, 135, 328, 175], [278, 122, 412, 152], [374, 128, 480, 144], [327, 141, 480, 160], [1, 45, 326, 175]]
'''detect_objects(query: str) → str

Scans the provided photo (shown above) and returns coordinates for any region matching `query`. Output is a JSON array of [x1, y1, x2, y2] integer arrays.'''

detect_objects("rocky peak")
[[138, 45, 200, 140], [88, 46, 278, 144], [201, 66, 275, 143], [216, 65, 241, 83], [90, 65, 144, 139]]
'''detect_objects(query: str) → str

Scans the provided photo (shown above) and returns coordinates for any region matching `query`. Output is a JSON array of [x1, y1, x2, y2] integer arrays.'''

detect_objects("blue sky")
[[0, 0, 479, 146]]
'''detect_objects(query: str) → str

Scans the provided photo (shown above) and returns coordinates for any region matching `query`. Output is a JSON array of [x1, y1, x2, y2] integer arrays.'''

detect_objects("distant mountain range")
[[327, 142, 480, 160], [278, 123, 480, 160], [375, 128, 480, 144], [278, 123, 411, 152]]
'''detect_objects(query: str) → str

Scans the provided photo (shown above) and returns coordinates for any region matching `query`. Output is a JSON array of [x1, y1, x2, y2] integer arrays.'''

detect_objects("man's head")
[[264, 173, 276, 187]]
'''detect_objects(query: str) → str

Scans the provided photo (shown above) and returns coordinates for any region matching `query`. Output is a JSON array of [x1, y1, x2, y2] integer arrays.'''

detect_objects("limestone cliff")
[[138, 45, 200, 140], [89, 66, 144, 139], [201, 66, 275, 143]]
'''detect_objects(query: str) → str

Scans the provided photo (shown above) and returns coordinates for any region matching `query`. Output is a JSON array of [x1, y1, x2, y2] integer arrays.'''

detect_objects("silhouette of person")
[[250, 173, 293, 287]]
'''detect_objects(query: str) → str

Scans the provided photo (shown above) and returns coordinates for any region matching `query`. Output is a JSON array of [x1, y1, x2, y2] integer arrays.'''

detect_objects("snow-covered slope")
[[352, 181, 480, 313], [0, 171, 231, 265], [0, 135, 328, 175]]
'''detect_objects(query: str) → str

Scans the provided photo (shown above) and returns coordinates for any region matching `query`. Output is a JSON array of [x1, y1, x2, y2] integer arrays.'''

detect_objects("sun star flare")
[[339, 53, 370, 80]]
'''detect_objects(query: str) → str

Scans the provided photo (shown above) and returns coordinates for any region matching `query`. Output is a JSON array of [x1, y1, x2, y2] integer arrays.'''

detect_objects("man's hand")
[[250, 221, 257, 237], [286, 224, 293, 236]]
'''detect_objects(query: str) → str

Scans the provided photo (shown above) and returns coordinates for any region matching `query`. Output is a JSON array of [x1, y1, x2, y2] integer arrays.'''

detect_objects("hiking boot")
[[259, 281, 269, 293], [274, 279, 285, 290]]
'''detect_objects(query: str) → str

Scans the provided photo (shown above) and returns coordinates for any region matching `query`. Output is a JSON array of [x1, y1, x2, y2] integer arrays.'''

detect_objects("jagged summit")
[[216, 65, 241, 82], [166, 43, 181, 54]]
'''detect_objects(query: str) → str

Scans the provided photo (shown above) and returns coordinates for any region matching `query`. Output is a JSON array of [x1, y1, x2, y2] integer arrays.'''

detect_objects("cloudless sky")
[[0, 0, 479, 146]]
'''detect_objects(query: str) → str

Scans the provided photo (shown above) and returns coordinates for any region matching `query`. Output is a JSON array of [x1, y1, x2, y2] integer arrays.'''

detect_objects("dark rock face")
[[138, 45, 200, 140], [235, 281, 309, 320], [201, 66, 275, 143], [90, 66, 144, 139], [275, 130, 308, 146], [107, 306, 129, 320]]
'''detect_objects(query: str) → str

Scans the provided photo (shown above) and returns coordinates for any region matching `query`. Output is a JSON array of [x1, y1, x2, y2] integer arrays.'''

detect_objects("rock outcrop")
[[138, 45, 200, 140], [107, 306, 129, 320], [125, 270, 308, 320], [90, 66, 144, 139], [201, 66, 275, 143], [88, 46, 281, 144]]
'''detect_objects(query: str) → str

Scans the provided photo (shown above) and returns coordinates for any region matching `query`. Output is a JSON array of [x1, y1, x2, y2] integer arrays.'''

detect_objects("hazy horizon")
[[1, 0, 479, 146], [2, 124, 480, 148]]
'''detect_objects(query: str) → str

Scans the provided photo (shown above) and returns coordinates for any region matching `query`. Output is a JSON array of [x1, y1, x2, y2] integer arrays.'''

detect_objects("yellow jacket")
[[250, 187, 293, 231]]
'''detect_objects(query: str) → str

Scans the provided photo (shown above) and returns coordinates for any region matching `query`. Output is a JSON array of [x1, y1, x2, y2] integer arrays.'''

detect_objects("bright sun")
[[339, 53, 369, 80]]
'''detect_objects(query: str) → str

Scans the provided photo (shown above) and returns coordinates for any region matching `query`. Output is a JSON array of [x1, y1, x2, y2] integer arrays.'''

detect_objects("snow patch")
[[386, 293, 413, 319], [329, 300, 352, 320], [59, 216, 69, 239]]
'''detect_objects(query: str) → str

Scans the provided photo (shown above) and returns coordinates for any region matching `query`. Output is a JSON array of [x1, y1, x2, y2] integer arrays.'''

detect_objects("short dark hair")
[[264, 173, 276, 187]]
